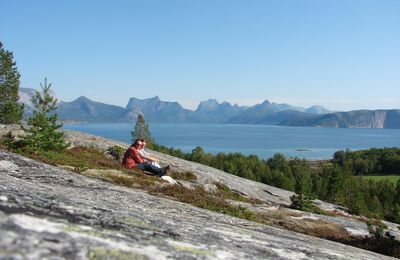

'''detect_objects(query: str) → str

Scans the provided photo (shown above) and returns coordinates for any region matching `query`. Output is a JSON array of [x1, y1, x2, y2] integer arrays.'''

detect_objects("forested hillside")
[[153, 145, 400, 223]]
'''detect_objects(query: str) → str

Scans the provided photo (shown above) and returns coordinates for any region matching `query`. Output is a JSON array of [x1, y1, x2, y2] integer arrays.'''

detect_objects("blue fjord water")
[[63, 123, 400, 160]]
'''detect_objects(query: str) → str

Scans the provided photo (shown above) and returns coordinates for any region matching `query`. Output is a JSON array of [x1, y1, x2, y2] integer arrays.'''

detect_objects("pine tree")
[[0, 42, 24, 124], [345, 177, 366, 215], [22, 78, 68, 152], [395, 179, 400, 204], [367, 196, 383, 218], [291, 160, 313, 196], [326, 165, 345, 205], [131, 114, 154, 145]]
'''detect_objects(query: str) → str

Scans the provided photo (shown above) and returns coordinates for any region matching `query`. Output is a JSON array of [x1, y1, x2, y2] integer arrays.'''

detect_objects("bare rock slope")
[[0, 128, 396, 259], [0, 150, 393, 259]]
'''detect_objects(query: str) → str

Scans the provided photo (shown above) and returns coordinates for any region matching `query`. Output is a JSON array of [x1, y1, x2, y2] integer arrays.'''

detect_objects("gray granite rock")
[[0, 150, 394, 259]]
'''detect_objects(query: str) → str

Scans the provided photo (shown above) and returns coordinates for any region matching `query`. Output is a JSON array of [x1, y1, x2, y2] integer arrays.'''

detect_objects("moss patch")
[[172, 245, 213, 256], [62, 224, 106, 239], [120, 216, 162, 232], [87, 247, 146, 260]]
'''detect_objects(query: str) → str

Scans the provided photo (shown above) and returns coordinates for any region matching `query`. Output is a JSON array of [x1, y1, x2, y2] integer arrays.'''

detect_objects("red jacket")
[[122, 146, 144, 168]]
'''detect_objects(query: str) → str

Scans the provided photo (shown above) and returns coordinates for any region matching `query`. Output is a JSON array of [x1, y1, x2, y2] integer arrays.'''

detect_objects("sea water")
[[63, 123, 400, 160]]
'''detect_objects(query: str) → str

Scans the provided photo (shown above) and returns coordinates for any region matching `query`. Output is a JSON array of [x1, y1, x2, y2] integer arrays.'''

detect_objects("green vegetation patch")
[[120, 216, 162, 232], [361, 175, 400, 185], [169, 171, 197, 181], [82, 168, 161, 189], [255, 209, 350, 241], [17, 146, 122, 171], [172, 245, 213, 256], [214, 182, 262, 204], [150, 184, 255, 221], [87, 247, 146, 260]]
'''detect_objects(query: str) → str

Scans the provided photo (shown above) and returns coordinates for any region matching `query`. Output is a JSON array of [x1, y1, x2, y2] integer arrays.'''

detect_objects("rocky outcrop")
[[0, 150, 393, 259], [2, 125, 400, 239]]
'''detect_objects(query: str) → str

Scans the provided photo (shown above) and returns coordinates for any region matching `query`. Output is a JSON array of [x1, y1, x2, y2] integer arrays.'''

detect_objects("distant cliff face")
[[281, 110, 400, 128]]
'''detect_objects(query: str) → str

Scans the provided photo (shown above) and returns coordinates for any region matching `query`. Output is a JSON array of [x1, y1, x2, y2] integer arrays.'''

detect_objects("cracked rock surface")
[[0, 150, 393, 259]]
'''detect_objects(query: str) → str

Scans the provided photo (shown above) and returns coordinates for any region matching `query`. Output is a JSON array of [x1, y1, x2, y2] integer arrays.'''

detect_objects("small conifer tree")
[[0, 42, 24, 124], [22, 78, 68, 152], [131, 114, 154, 146], [290, 193, 313, 211]]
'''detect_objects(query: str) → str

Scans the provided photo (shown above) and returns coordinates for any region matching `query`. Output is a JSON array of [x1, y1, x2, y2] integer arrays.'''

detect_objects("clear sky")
[[1, 0, 399, 111]]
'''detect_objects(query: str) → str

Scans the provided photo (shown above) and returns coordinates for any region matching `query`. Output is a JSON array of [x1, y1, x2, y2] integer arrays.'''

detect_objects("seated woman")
[[138, 140, 165, 168], [122, 139, 168, 177]]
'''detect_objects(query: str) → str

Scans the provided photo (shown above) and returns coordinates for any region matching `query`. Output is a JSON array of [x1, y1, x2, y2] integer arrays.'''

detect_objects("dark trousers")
[[137, 162, 164, 176]]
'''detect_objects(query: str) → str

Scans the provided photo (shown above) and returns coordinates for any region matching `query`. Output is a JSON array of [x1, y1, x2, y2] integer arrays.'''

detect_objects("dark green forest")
[[153, 144, 400, 223]]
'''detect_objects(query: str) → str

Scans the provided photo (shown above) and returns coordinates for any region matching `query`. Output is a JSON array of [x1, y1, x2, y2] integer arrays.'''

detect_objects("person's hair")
[[133, 139, 142, 146]]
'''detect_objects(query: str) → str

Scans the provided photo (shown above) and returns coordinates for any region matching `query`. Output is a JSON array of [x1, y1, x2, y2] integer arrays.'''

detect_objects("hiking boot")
[[158, 166, 168, 177]]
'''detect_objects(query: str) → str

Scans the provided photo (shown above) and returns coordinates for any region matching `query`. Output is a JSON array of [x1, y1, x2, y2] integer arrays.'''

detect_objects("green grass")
[[16, 146, 123, 171], [360, 175, 400, 185]]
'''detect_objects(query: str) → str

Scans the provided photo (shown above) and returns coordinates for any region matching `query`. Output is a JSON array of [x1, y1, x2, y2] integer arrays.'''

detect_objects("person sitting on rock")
[[138, 139, 170, 173], [138, 140, 159, 165], [122, 139, 168, 177]]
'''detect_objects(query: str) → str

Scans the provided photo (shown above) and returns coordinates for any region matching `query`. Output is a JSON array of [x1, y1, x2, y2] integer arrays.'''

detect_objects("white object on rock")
[[161, 176, 178, 185]]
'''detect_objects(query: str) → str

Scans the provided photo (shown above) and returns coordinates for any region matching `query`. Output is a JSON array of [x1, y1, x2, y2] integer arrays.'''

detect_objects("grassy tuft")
[[17, 146, 122, 170], [150, 184, 255, 221], [214, 182, 262, 204], [169, 171, 197, 181], [255, 209, 351, 240]]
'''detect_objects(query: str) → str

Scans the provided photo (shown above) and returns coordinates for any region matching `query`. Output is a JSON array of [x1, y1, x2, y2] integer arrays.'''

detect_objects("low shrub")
[[290, 193, 314, 211], [107, 145, 125, 161], [169, 171, 197, 181], [150, 185, 255, 221], [214, 182, 261, 204]]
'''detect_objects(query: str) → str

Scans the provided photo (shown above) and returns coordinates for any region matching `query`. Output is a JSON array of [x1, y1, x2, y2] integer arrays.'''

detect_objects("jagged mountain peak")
[[125, 96, 163, 110], [196, 99, 221, 112], [306, 105, 330, 114], [260, 99, 272, 106], [16, 89, 399, 127], [74, 96, 92, 103]]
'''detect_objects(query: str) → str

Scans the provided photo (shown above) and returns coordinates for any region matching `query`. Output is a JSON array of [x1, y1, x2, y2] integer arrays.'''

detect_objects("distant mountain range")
[[19, 88, 400, 128]]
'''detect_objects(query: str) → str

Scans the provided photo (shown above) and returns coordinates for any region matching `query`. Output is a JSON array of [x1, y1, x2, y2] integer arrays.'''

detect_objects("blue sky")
[[1, 0, 399, 111]]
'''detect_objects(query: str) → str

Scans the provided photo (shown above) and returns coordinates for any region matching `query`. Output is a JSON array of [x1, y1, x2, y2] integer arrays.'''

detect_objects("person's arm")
[[140, 149, 159, 163], [132, 148, 144, 164], [138, 149, 149, 160], [144, 149, 159, 162], [147, 154, 159, 163]]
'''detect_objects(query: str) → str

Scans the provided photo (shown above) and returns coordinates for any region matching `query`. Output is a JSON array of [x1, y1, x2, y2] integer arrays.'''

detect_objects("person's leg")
[[136, 164, 146, 170], [143, 162, 165, 176], [150, 161, 161, 168]]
